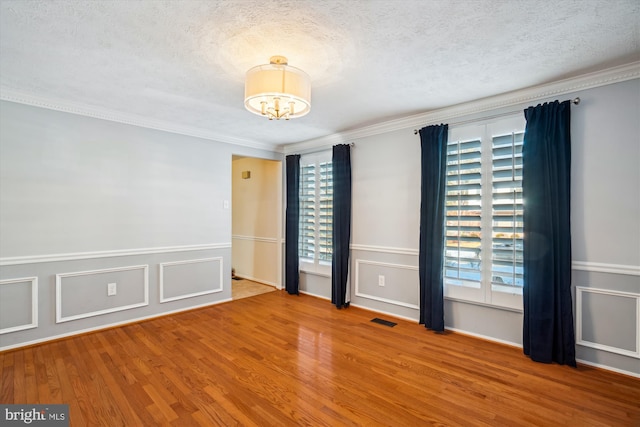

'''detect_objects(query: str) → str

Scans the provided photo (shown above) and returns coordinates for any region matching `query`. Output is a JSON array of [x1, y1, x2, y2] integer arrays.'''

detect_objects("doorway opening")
[[230, 155, 283, 300]]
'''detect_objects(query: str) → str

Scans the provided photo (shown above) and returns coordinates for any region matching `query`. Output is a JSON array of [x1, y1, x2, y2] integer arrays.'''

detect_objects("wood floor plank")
[[142, 384, 179, 422], [1, 290, 639, 426], [32, 346, 51, 403], [1, 351, 13, 403], [79, 336, 142, 426], [52, 342, 87, 426], [22, 349, 39, 403], [11, 349, 25, 403]]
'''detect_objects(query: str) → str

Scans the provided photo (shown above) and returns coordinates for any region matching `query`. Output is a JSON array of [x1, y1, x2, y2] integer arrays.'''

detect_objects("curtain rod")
[[291, 142, 355, 156], [413, 97, 581, 135]]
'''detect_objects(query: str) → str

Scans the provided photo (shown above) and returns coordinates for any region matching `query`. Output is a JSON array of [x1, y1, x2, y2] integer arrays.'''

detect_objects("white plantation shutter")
[[318, 161, 333, 262], [491, 132, 524, 294], [299, 164, 316, 260], [444, 116, 525, 309], [298, 152, 333, 273], [445, 138, 482, 289]]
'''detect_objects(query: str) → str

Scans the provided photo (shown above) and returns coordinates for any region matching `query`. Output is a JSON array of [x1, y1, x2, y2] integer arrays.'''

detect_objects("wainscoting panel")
[[576, 286, 639, 359], [160, 257, 223, 303], [56, 265, 149, 323], [1, 245, 232, 351], [354, 259, 419, 309], [0, 277, 37, 334]]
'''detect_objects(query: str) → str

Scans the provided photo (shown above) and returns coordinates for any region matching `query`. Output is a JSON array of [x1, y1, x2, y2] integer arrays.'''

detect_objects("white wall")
[[0, 104, 229, 256], [1, 75, 637, 376], [571, 81, 640, 265], [296, 77, 640, 376], [231, 156, 282, 287], [569, 79, 640, 375], [0, 101, 282, 349]]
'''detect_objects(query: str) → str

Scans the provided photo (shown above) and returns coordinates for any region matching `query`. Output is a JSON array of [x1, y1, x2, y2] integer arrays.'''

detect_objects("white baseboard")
[[349, 302, 419, 323], [444, 326, 522, 348], [576, 358, 639, 379], [234, 274, 279, 289], [299, 290, 331, 301], [0, 298, 232, 352]]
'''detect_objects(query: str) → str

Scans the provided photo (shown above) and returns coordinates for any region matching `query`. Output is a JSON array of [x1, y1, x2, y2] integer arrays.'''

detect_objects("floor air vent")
[[370, 318, 397, 327]]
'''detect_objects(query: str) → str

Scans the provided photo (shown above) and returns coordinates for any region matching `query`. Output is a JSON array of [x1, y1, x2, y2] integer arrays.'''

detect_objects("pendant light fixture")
[[244, 56, 311, 120]]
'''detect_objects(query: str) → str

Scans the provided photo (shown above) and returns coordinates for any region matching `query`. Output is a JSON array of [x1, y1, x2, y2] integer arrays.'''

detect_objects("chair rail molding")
[[0, 243, 232, 266], [350, 244, 418, 256], [571, 261, 640, 276], [231, 235, 280, 244]]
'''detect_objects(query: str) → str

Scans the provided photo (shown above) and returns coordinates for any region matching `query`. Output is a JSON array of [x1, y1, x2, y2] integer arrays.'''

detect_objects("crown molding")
[[3, 61, 638, 156], [0, 88, 283, 153], [284, 61, 640, 154]]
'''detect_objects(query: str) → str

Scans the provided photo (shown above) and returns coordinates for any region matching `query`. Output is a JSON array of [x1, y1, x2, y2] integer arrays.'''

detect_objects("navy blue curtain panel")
[[418, 124, 448, 332], [285, 154, 301, 295], [331, 144, 352, 309], [522, 100, 576, 367]]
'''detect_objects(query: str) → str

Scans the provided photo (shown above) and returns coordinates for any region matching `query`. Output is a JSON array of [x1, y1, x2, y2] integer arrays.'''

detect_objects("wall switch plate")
[[378, 275, 385, 287], [223, 200, 230, 209], [107, 282, 117, 296]]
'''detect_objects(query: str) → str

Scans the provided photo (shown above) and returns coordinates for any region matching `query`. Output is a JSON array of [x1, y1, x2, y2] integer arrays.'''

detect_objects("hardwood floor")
[[1, 291, 639, 426]]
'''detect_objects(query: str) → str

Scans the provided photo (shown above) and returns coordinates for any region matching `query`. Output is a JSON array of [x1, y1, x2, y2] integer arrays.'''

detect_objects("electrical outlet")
[[107, 282, 117, 296], [378, 275, 385, 287]]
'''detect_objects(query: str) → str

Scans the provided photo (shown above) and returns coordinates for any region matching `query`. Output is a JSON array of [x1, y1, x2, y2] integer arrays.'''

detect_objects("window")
[[299, 152, 333, 274], [444, 116, 524, 310]]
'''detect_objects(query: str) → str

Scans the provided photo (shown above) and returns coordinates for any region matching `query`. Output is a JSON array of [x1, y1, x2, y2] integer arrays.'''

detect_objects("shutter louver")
[[318, 161, 333, 262], [491, 132, 524, 294], [445, 138, 482, 289], [299, 164, 316, 260], [298, 159, 333, 265]]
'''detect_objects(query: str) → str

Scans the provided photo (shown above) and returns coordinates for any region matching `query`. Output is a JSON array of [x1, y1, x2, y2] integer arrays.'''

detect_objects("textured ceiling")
[[1, 0, 639, 147]]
